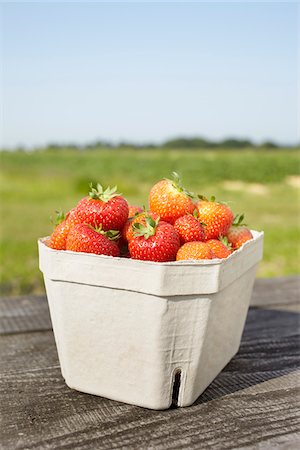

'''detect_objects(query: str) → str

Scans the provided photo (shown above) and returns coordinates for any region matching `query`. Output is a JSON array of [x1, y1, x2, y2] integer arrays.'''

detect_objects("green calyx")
[[104, 229, 120, 241], [50, 210, 66, 227], [168, 172, 194, 199], [132, 215, 160, 240], [197, 194, 216, 202], [197, 195, 230, 207], [128, 206, 147, 224], [219, 235, 232, 250], [133, 205, 146, 218], [88, 182, 120, 202], [88, 224, 120, 241], [232, 214, 247, 227], [192, 209, 206, 226]]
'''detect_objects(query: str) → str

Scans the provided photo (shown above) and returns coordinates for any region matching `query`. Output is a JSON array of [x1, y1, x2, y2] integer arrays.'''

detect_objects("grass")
[[1, 147, 299, 296]]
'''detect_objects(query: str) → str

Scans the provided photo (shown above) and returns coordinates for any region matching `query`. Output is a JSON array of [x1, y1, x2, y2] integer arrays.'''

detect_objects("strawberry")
[[48, 209, 80, 250], [149, 172, 194, 224], [195, 196, 234, 240], [206, 238, 232, 259], [128, 205, 143, 218], [75, 183, 129, 231], [129, 216, 180, 262], [66, 223, 120, 256], [122, 211, 159, 243], [119, 206, 145, 251], [48, 220, 70, 250], [227, 214, 253, 249], [176, 241, 214, 261], [174, 214, 205, 244]]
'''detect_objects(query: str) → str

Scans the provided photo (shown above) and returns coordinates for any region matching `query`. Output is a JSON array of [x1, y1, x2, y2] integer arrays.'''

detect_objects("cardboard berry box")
[[38, 230, 263, 410]]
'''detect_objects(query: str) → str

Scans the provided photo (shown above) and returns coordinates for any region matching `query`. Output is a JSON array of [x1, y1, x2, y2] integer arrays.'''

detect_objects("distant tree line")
[[160, 137, 280, 149], [43, 137, 294, 151], [3, 137, 299, 152]]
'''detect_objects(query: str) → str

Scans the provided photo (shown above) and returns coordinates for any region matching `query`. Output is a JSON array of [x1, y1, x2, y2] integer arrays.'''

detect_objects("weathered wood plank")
[[251, 276, 300, 308], [0, 305, 299, 449], [0, 331, 59, 375], [0, 295, 51, 334], [0, 368, 299, 450], [1, 277, 299, 334]]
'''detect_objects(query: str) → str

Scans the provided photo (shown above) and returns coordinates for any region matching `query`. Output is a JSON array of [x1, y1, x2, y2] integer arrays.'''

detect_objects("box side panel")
[[158, 296, 213, 407], [44, 280, 179, 409], [181, 266, 257, 406], [43, 266, 257, 409]]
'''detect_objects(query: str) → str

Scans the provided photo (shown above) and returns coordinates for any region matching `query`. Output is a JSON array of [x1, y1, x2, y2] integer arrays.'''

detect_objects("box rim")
[[38, 229, 263, 268]]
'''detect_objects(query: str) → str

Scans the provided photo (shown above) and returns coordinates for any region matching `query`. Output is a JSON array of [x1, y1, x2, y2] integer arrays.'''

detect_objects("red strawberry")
[[128, 205, 143, 218], [48, 209, 80, 250], [129, 216, 180, 262], [226, 215, 253, 249], [65, 207, 80, 225], [49, 221, 71, 250], [66, 223, 120, 256], [119, 207, 146, 251], [195, 196, 234, 240], [149, 172, 194, 224], [176, 242, 214, 261], [174, 214, 205, 244], [75, 183, 129, 231], [206, 238, 232, 259], [122, 211, 159, 243]]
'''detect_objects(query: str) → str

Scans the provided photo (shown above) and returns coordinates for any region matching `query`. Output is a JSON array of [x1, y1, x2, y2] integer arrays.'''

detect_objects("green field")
[[1, 148, 299, 296]]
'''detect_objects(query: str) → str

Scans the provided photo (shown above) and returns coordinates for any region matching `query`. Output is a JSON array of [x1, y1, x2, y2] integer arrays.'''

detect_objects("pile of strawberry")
[[47, 174, 253, 262]]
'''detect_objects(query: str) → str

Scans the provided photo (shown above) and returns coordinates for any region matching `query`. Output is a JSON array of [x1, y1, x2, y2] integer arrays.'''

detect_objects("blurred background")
[[0, 1, 299, 296]]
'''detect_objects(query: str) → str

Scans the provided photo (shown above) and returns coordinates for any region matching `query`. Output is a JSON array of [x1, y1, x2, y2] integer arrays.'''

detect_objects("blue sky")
[[1, 1, 299, 148]]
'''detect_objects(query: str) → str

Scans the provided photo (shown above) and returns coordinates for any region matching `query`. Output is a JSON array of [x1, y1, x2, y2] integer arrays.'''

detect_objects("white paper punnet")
[[39, 230, 263, 409]]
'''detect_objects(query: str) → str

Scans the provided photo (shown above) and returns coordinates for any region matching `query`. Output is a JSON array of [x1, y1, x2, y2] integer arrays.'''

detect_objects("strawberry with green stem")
[[122, 210, 159, 243], [206, 237, 232, 259], [226, 214, 253, 249], [118, 206, 144, 256], [128, 205, 143, 218], [149, 172, 195, 224], [48, 208, 80, 250], [75, 183, 129, 231], [129, 216, 180, 262], [66, 223, 120, 256], [195, 195, 234, 240]]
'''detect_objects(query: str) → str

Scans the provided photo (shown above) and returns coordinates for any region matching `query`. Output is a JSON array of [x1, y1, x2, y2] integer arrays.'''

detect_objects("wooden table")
[[1, 277, 299, 449]]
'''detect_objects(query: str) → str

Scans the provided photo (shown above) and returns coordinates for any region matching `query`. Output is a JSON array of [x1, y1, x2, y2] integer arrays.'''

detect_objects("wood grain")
[[0, 277, 299, 449], [250, 276, 300, 308], [0, 295, 51, 334]]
